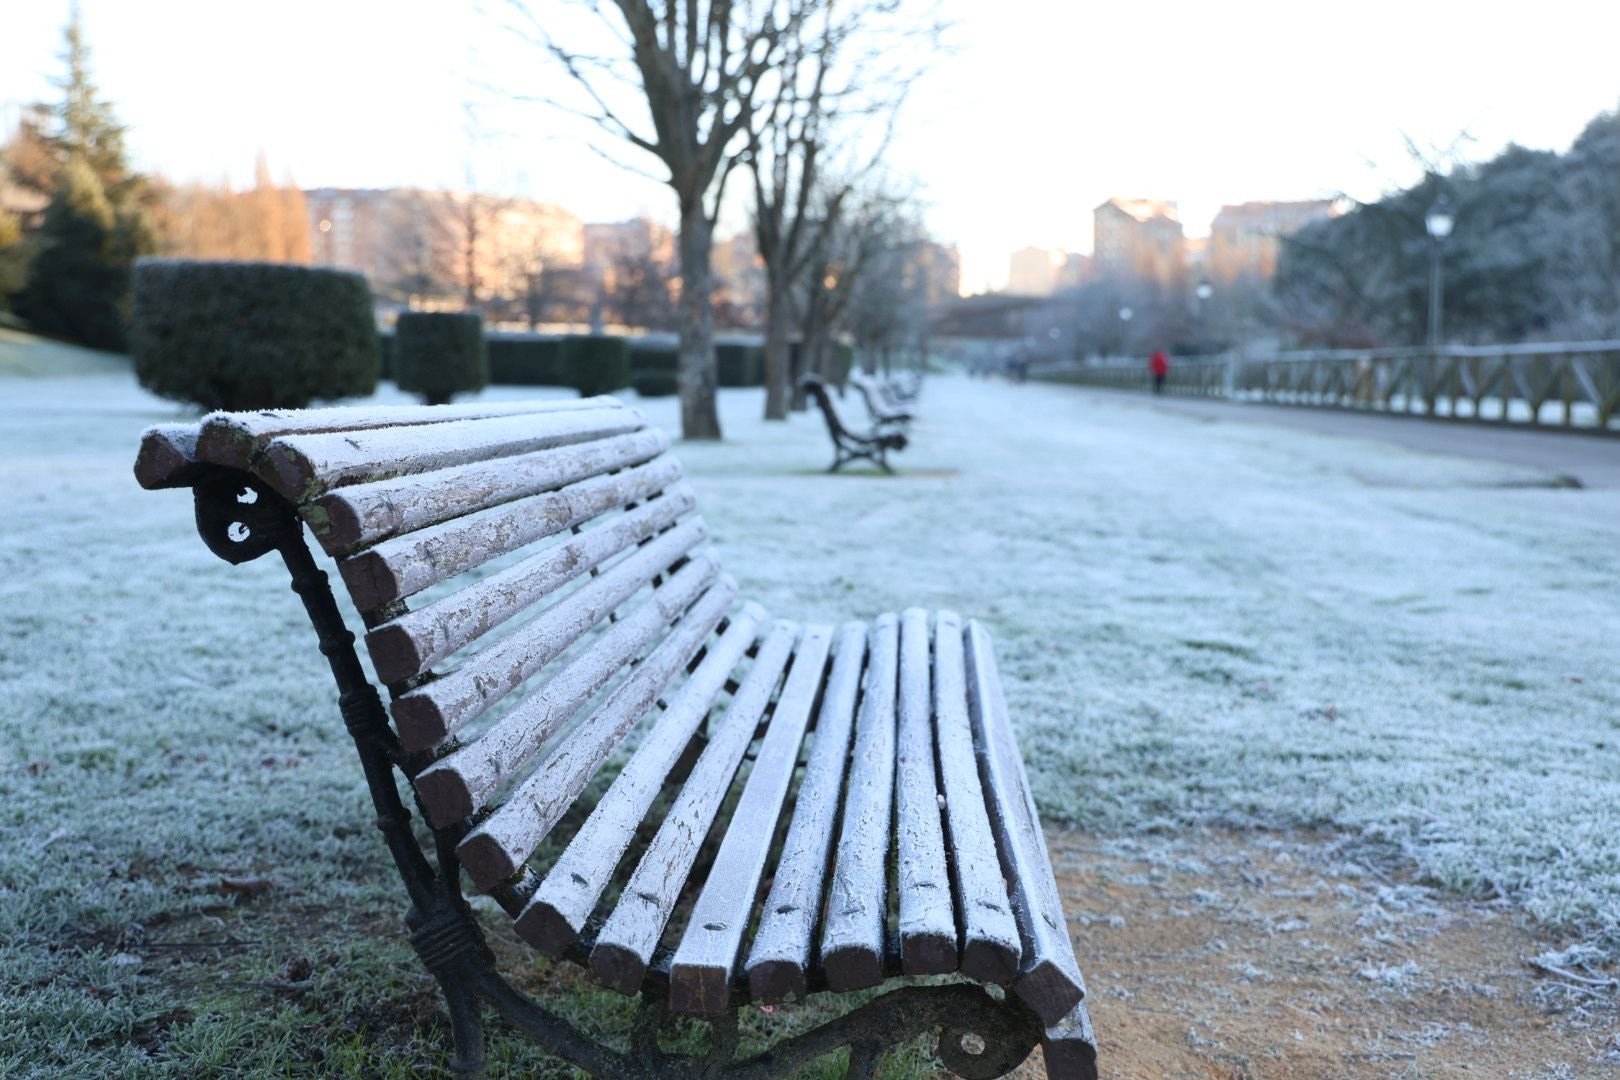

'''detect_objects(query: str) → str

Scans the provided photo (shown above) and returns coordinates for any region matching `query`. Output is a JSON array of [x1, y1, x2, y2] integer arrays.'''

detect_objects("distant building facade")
[[1007, 246, 1062, 296], [1207, 199, 1336, 282], [1092, 198, 1185, 285], [912, 241, 962, 306]]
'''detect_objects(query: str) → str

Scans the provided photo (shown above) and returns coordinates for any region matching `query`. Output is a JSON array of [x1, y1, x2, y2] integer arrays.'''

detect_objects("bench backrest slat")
[[413, 552, 723, 827], [315, 429, 670, 554], [744, 620, 866, 1001], [514, 604, 768, 956], [456, 577, 741, 888], [589, 620, 802, 994], [390, 520, 709, 753]]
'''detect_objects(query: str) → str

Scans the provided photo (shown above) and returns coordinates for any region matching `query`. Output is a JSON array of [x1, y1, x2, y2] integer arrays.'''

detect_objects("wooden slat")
[[932, 610, 1021, 984], [588, 621, 800, 995], [389, 519, 707, 751], [513, 604, 768, 956], [133, 424, 204, 490], [365, 491, 695, 689], [668, 623, 836, 1014], [455, 578, 738, 888], [193, 397, 617, 471], [410, 553, 721, 827], [964, 620, 1086, 1026], [1042, 1001, 1100, 1080], [257, 405, 643, 503], [818, 612, 900, 991], [310, 429, 670, 553], [894, 608, 957, 975], [745, 621, 866, 1002]]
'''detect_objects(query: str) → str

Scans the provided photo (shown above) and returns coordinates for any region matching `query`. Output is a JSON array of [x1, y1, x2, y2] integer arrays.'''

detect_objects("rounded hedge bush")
[[631, 370, 679, 397], [488, 333, 565, 386], [717, 343, 764, 387], [131, 259, 378, 412], [562, 334, 631, 397], [395, 311, 488, 405]]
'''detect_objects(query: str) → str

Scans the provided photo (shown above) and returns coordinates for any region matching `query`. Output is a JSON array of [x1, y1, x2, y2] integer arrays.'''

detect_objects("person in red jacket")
[[1149, 349, 1170, 394]]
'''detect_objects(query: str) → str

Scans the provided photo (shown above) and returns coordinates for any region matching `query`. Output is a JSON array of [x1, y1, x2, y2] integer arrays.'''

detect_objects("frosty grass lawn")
[[2, 360, 1617, 1076]]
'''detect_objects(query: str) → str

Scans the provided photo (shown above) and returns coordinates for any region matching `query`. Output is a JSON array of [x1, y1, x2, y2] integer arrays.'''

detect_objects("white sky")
[[4, 0, 1618, 292]]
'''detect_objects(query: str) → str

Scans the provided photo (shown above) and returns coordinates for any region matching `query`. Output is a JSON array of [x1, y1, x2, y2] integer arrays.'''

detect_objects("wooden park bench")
[[848, 371, 914, 430], [133, 397, 1096, 1079], [801, 374, 910, 474]]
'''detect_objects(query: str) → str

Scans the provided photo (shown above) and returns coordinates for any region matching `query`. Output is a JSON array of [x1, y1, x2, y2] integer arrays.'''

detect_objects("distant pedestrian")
[[1149, 349, 1169, 394]]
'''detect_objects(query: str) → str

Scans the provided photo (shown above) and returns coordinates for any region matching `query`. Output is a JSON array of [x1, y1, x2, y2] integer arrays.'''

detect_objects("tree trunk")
[[763, 273, 792, 420], [677, 200, 722, 439]]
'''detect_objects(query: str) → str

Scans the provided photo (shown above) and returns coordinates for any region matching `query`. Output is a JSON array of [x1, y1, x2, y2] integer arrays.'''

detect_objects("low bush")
[[562, 334, 631, 397], [378, 330, 395, 381], [487, 333, 565, 386], [131, 259, 377, 411], [394, 311, 487, 405], [717, 343, 764, 387], [631, 370, 680, 397]]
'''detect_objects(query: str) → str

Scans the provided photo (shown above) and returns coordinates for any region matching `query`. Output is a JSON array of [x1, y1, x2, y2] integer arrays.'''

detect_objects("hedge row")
[[395, 311, 487, 405]]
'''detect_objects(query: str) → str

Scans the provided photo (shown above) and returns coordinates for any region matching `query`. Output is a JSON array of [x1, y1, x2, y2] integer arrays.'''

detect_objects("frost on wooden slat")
[[132, 424, 204, 489], [455, 579, 738, 889], [669, 622, 835, 1015], [932, 610, 1021, 984], [1042, 1000, 1100, 1080], [513, 604, 767, 957], [388, 520, 707, 752], [588, 620, 799, 995], [411, 553, 721, 828], [818, 612, 900, 992], [894, 607, 958, 976], [365, 492, 694, 688], [336, 458, 689, 613], [310, 429, 671, 553], [964, 619, 1087, 1026], [745, 621, 866, 1003], [193, 397, 617, 471], [257, 405, 643, 503]]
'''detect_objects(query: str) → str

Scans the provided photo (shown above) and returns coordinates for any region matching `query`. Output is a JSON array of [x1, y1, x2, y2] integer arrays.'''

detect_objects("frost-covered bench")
[[133, 397, 1095, 1079], [801, 375, 910, 474], [848, 371, 914, 430]]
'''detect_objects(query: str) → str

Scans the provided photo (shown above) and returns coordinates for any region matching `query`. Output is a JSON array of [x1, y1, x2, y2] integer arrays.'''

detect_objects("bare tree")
[[502, 0, 813, 439]]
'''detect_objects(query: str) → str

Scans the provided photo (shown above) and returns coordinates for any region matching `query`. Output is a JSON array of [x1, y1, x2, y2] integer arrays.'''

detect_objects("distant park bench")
[[848, 371, 914, 429], [801, 374, 911, 473], [133, 397, 1095, 1079]]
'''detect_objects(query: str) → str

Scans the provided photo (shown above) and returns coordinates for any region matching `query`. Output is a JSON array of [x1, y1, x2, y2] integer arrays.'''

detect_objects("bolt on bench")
[[134, 397, 1096, 1079]]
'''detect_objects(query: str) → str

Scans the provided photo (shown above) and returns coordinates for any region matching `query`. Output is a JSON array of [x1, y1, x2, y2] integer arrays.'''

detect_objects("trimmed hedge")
[[395, 311, 487, 405], [488, 333, 565, 386], [631, 370, 679, 397], [378, 331, 395, 381], [562, 334, 631, 397], [131, 259, 377, 411], [717, 342, 764, 387]]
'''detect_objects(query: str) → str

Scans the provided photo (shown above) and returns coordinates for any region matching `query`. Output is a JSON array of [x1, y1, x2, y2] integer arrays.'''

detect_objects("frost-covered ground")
[[2, 365, 1617, 1075]]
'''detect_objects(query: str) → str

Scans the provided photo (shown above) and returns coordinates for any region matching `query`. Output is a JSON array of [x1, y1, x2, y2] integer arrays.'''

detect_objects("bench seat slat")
[[668, 623, 836, 1014], [588, 620, 801, 995], [744, 621, 866, 1002], [1042, 1000, 1100, 1080], [513, 604, 768, 956], [965, 619, 1087, 1026], [933, 610, 1021, 983], [260, 405, 644, 503], [133, 424, 205, 489], [313, 429, 671, 554], [895, 608, 958, 975], [389, 519, 707, 751], [455, 578, 739, 889], [819, 612, 900, 991], [411, 552, 722, 827], [366, 491, 695, 690]]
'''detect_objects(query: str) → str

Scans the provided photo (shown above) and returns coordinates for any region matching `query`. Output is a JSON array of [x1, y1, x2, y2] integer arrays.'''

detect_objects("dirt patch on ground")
[[1022, 828, 1619, 1079]]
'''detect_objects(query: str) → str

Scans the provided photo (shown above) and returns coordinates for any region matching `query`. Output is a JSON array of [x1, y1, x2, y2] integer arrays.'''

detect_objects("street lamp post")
[[1425, 194, 1454, 352]]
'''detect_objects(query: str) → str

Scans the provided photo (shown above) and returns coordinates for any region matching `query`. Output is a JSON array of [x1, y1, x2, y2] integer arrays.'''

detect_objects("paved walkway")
[[1085, 389, 1620, 489]]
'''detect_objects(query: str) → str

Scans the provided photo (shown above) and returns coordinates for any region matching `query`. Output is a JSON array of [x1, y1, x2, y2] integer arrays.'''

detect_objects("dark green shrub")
[[632, 370, 679, 397], [378, 330, 395, 381], [829, 342, 855, 387], [629, 341, 679, 375], [488, 333, 565, 386], [717, 343, 764, 387], [131, 258, 377, 411], [395, 311, 487, 405], [562, 334, 631, 397]]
